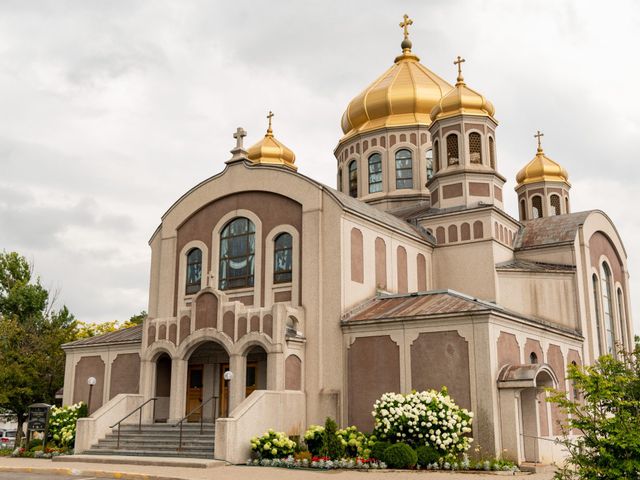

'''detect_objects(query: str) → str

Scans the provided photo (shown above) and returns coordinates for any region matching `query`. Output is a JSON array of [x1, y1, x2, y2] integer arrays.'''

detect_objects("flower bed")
[[246, 455, 386, 470]]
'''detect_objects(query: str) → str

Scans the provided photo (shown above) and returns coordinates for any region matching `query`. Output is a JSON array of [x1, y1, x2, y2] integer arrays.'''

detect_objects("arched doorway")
[[520, 368, 555, 462], [186, 341, 229, 422], [154, 353, 172, 422]]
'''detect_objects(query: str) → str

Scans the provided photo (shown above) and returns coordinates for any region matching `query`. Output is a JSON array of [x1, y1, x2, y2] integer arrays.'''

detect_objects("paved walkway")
[[0, 457, 556, 480]]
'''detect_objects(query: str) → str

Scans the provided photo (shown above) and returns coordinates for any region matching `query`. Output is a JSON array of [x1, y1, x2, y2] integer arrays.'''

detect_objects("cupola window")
[[273, 233, 293, 284], [592, 273, 603, 356], [426, 149, 433, 180], [550, 194, 561, 216], [337, 168, 342, 192], [368, 153, 383, 193], [219, 217, 255, 290], [600, 263, 615, 354], [185, 248, 202, 295], [532, 196, 543, 219], [469, 132, 482, 164], [529, 352, 538, 364], [489, 136, 496, 169], [446, 134, 459, 165], [433, 140, 440, 172], [348, 160, 358, 197], [395, 149, 413, 189], [519, 199, 526, 221]]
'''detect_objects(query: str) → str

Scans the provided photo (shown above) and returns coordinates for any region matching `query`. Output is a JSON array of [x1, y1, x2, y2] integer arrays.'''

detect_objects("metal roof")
[[62, 325, 143, 349]]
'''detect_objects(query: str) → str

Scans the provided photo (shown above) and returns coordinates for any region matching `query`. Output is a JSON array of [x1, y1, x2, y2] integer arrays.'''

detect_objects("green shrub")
[[370, 441, 391, 461], [48, 402, 87, 447], [27, 439, 43, 451], [303, 424, 324, 455], [382, 442, 417, 469], [416, 444, 440, 466], [320, 417, 344, 460]]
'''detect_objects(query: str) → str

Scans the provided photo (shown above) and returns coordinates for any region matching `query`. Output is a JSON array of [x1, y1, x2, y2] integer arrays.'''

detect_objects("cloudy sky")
[[0, 0, 638, 332]]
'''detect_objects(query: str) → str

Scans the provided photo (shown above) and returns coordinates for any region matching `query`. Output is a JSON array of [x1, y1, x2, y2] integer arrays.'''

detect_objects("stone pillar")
[[169, 358, 188, 423], [139, 359, 155, 423], [202, 363, 215, 422], [228, 354, 246, 414], [267, 351, 285, 391]]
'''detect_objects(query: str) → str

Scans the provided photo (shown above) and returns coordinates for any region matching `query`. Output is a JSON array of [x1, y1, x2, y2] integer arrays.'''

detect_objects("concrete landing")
[[52, 454, 225, 469]]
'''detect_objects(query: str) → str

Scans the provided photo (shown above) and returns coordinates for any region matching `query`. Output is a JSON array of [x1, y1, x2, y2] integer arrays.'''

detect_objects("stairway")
[[85, 423, 216, 459]]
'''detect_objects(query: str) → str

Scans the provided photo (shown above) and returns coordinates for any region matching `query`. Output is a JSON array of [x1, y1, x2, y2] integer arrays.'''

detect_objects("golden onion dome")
[[247, 112, 297, 171], [340, 17, 453, 140], [516, 133, 569, 187], [430, 56, 495, 122]]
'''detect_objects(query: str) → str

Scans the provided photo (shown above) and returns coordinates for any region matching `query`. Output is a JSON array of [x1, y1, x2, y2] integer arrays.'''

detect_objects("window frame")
[[368, 153, 383, 193], [531, 195, 543, 219], [426, 149, 433, 180], [348, 160, 358, 197], [218, 217, 256, 291], [395, 149, 413, 189], [446, 133, 460, 166], [468, 131, 483, 164], [600, 262, 615, 354], [185, 248, 203, 295], [273, 232, 293, 284]]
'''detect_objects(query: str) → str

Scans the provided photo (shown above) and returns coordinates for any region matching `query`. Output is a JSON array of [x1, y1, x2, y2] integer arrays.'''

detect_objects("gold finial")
[[454, 56, 466, 85], [266, 110, 274, 136], [534, 130, 544, 153], [399, 14, 413, 53]]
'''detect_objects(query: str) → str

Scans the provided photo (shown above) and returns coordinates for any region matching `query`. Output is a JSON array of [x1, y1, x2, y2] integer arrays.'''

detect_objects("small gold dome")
[[340, 31, 453, 140], [247, 113, 297, 171], [430, 58, 495, 122], [516, 146, 569, 187]]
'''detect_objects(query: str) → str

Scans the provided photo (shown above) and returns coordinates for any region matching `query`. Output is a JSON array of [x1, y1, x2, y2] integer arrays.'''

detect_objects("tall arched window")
[[368, 153, 382, 193], [446, 134, 459, 165], [532, 196, 543, 219], [550, 194, 561, 216], [617, 288, 627, 348], [219, 217, 255, 290], [469, 132, 482, 164], [519, 199, 526, 221], [600, 263, 615, 354], [395, 149, 413, 189], [426, 149, 433, 180], [348, 160, 358, 197], [273, 233, 293, 284], [489, 136, 496, 169], [592, 274, 603, 356], [433, 140, 440, 172], [185, 248, 202, 295]]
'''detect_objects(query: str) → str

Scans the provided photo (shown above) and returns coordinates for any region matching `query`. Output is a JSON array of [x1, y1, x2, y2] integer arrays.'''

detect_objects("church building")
[[62, 16, 634, 466]]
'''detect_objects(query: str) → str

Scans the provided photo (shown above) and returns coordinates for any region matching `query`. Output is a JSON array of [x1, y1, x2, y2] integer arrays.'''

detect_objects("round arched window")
[[219, 217, 255, 290]]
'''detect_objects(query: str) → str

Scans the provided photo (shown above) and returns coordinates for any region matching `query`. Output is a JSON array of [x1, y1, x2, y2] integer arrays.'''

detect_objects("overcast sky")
[[0, 0, 638, 333]]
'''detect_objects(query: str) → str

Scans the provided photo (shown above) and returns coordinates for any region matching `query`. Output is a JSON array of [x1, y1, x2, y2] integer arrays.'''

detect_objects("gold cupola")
[[430, 56, 495, 122], [339, 15, 453, 140], [516, 132, 569, 187], [247, 111, 297, 171]]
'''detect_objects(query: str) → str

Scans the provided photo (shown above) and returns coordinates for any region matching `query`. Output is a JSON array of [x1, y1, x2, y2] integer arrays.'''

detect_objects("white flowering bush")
[[372, 388, 473, 456], [304, 424, 375, 458], [48, 402, 87, 448], [250, 429, 296, 459], [303, 424, 324, 455]]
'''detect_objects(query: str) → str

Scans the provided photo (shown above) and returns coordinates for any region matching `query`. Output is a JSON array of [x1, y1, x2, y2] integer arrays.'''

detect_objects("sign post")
[[27, 403, 51, 450]]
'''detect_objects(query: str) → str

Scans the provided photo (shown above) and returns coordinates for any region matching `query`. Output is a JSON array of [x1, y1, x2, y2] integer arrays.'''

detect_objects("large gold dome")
[[430, 66, 495, 122], [516, 146, 569, 187], [340, 42, 453, 140]]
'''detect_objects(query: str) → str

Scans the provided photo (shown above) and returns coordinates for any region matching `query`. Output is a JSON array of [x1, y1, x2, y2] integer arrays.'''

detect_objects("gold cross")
[[534, 130, 544, 150], [267, 110, 274, 133], [399, 14, 413, 39], [454, 56, 466, 81]]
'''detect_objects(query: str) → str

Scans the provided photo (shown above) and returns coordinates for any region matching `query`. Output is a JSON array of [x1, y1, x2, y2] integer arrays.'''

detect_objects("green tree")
[[124, 310, 147, 327], [0, 252, 77, 445], [548, 347, 640, 479]]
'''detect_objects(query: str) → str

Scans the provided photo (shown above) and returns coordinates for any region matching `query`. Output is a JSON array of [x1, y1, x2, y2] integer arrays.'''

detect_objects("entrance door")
[[186, 364, 203, 422], [219, 362, 257, 418], [520, 388, 540, 462]]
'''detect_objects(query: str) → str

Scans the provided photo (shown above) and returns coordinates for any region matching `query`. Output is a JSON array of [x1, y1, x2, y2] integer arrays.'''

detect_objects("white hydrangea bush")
[[250, 429, 296, 459], [48, 402, 87, 448], [372, 388, 473, 456]]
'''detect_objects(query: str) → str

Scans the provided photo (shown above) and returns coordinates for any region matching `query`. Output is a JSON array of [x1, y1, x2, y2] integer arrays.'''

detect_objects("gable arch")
[[143, 340, 178, 362], [176, 328, 233, 360]]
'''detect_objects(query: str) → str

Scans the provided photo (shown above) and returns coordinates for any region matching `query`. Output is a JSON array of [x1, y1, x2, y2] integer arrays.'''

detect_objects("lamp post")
[[223, 371, 233, 417], [87, 377, 97, 414]]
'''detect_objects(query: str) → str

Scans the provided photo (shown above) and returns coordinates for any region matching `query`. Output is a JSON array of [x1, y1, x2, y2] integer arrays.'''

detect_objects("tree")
[[125, 310, 147, 327], [548, 347, 640, 479], [0, 252, 77, 445]]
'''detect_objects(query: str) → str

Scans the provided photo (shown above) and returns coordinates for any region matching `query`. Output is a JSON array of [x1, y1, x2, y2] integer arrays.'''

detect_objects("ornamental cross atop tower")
[[399, 14, 413, 39], [267, 110, 274, 135], [534, 130, 544, 151], [454, 56, 466, 84], [233, 127, 247, 150]]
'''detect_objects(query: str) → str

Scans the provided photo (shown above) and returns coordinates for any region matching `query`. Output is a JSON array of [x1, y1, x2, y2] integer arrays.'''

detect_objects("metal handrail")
[[172, 394, 218, 451], [108, 397, 157, 449]]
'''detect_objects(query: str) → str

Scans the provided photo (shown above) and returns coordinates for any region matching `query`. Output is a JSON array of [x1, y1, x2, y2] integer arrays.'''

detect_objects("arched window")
[[185, 248, 202, 295], [446, 134, 459, 165], [489, 136, 496, 169], [426, 149, 433, 180], [532, 196, 543, 219], [395, 149, 413, 189], [348, 160, 358, 197], [273, 233, 293, 284], [433, 140, 440, 172], [600, 263, 615, 354], [617, 288, 627, 348], [337, 168, 342, 192], [519, 198, 526, 221], [219, 217, 255, 290], [469, 132, 482, 164], [550, 194, 561, 216], [565, 196, 570, 214], [368, 153, 383, 193], [529, 352, 538, 364], [592, 274, 603, 356]]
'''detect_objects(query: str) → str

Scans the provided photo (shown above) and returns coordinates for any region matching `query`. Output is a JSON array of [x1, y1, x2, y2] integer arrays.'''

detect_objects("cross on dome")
[[399, 14, 413, 39], [534, 130, 544, 152], [266, 110, 274, 135], [454, 56, 466, 84]]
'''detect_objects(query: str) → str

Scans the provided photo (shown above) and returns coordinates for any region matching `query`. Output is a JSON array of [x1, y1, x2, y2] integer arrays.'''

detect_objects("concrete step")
[[520, 462, 557, 473], [53, 454, 225, 468], [95, 442, 215, 451], [98, 437, 215, 446], [85, 448, 215, 459]]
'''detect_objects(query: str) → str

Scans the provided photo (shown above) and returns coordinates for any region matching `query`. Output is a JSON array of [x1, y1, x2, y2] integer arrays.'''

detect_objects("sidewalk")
[[0, 457, 556, 480]]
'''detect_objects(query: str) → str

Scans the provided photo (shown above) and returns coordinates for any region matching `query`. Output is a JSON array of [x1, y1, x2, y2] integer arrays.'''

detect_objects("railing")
[[172, 394, 218, 451], [108, 397, 157, 450]]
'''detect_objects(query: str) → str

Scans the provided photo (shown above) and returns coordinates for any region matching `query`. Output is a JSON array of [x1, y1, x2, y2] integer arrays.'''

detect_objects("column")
[[267, 351, 284, 390], [168, 358, 187, 423], [139, 359, 156, 422], [228, 353, 246, 414]]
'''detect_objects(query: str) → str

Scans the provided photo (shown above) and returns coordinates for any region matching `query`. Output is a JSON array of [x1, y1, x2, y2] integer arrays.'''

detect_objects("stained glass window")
[[219, 217, 255, 290], [186, 248, 202, 295], [426, 149, 433, 180], [273, 233, 293, 284], [348, 160, 358, 197], [368, 154, 383, 193], [395, 149, 413, 189]]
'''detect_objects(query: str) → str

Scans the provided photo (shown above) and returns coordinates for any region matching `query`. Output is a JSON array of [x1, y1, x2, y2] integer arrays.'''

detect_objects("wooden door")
[[186, 364, 203, 422]]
